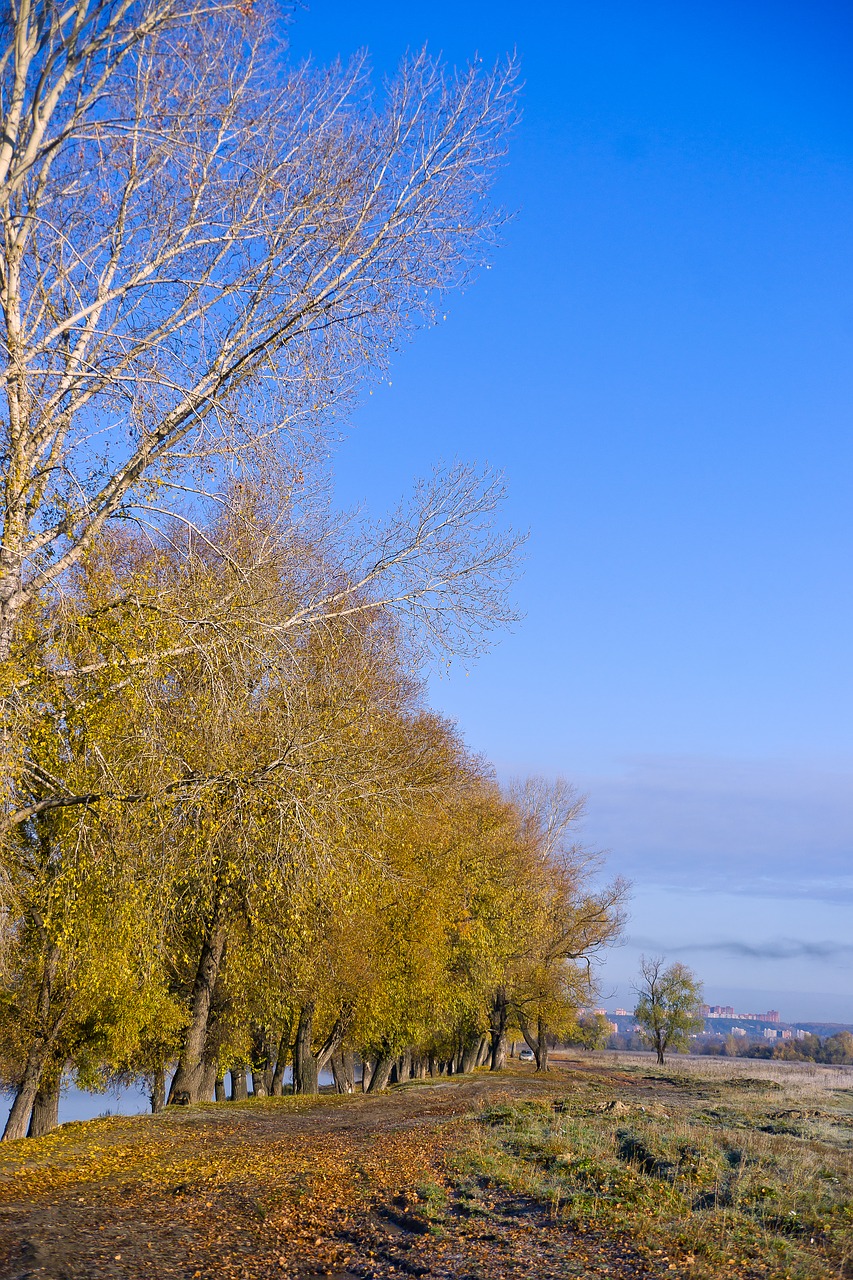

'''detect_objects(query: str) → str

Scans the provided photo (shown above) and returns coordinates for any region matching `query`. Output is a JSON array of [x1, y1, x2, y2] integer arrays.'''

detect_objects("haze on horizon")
[[290, 0, 853, 1023]]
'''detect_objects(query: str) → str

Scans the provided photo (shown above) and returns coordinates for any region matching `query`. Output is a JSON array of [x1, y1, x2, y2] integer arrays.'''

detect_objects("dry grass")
[[595, 1050, 853, 1094], [457, 1057, 853, 1279]]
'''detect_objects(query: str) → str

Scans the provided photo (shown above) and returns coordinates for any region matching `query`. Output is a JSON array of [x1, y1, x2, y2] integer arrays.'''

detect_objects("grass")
[[412, 1178, 450, 1226], [453, 1058, 853, 1279]]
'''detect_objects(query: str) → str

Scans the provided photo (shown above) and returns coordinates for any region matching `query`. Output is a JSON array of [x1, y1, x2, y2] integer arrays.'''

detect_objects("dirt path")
[[0, 1067, 660, 1280]]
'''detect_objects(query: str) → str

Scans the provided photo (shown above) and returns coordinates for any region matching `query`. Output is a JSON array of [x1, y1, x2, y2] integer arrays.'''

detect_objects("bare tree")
[[508, 776, 588, 864], [0, 0, 519, 656]]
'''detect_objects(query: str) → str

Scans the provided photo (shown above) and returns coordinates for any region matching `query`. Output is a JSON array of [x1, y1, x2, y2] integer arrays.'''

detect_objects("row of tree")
[[0, 484, 625, 1141]]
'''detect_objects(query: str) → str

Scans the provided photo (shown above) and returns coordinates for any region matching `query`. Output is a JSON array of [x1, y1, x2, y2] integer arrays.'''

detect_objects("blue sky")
[[287, 2, 853, 1022]]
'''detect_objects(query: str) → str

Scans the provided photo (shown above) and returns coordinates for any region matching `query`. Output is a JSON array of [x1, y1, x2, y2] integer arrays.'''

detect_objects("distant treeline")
[[697, 1032, 853, 1065], [607, 1031, 853, 1065]]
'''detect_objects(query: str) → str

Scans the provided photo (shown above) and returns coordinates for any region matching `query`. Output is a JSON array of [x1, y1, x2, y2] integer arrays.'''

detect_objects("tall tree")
[[0, 0, 518, 656], [0, 550, 186, 1140], [1, 463, 522, 839]]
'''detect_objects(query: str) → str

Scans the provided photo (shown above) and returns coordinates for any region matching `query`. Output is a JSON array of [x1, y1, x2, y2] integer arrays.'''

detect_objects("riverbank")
[[0, 1057, 849, 1279]]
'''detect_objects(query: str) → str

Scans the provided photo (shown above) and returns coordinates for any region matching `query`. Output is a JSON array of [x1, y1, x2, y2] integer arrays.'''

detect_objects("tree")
[[570, 1012, 612, 1051], [633, 956, 703, 1065], [161, 548, 469, 1104], [0, 0, 519, 657], [0, 552, 188, 1140], [500, 778, 626, 1073], [820, 1031, 853, 1065]]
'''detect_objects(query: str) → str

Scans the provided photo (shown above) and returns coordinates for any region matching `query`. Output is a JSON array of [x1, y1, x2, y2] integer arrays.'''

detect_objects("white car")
[[518, 1047, 535, 1063]]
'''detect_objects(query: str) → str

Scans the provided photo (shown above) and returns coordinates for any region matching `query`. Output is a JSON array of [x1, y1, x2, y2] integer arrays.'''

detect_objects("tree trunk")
[[476, 1035, 491, 1068], [2, 945, 63, 1142], [199, 1058, 217, 1102], [293, 1002, 319, 1095], [168, 913, 227, 1105], [3, 1052, 50, 1142], [331, 1049, 355, 1093], [367, 1052, 396, 1093], [317, 1009, 350, 1076], [293, 1001, 350, 1096], [27, 1078, 60, 1138], [460, 1038, 480, 1074], [535, 1015, 550, 1072], [271, 1027, 290, 1097], [150, 1067, 166, 1113], [361, 1056, 374, 1093], [489, 988, 508, 1070], [251, 1030, 274, 1096], [0, 553, 24, 664], [516, 1008, 549, 1073], [214, 1075, 226, 1102], [230, 1065, 249, 1101]]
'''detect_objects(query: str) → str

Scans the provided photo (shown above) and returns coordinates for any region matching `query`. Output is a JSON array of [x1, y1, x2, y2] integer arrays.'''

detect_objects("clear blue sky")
[[287, 2, 853, 1023]]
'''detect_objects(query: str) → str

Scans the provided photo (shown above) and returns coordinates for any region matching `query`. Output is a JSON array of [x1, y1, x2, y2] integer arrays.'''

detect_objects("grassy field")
[[0, 1054, 850, 1278], [457, 1053, 853, 1279]]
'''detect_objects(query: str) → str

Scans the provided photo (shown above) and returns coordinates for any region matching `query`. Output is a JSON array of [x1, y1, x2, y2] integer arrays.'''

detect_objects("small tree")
[[571, 1011, 612, 1051], [633, 956, 703, 1065]]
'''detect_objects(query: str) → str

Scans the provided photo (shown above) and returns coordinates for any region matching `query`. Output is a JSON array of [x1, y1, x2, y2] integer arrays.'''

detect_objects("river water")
[[0, 1067, 335, 1131]]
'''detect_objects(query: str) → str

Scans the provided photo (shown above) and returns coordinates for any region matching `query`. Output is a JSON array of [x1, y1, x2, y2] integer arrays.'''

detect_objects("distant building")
[[613, 1008, 628, 1016], [705, 1004, 781, 1023], [764, 1028, 779, 1040], [731, 1027, 747, 1037], [781, 1029, 792, 1040]]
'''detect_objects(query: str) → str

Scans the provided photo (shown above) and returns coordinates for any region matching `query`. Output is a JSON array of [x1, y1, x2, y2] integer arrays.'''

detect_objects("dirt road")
[[0, 1067, 658, 1280]]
